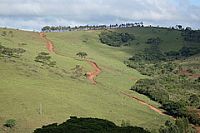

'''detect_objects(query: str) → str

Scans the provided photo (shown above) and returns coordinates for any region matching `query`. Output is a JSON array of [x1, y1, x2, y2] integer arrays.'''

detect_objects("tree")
[[41, 26, 51, 32], [76, 52, 88, 59], [176, 25, 183, 30], [185, 27, 192, 31]]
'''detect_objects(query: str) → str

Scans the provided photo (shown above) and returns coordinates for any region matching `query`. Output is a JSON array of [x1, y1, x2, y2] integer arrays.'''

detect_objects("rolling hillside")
[[0, 27, 198, 133]]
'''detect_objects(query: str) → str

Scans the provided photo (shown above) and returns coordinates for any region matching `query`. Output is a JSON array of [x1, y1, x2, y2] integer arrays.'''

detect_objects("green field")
[[0, 27, 182, 133]]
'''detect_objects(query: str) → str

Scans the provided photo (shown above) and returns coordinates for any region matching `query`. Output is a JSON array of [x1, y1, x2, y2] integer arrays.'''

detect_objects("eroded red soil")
[[86, 60, 101, 84], [39, 32, 54, 52]]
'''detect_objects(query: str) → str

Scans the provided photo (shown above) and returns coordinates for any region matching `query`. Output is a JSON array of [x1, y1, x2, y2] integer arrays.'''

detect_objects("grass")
[[0, 27, 179, 133]]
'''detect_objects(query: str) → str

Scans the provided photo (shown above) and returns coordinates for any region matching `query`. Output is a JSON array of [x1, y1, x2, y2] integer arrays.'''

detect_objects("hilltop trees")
[[41, 26, 51, 32], [41, 22, 144, 32], [176, 25, 183, 30]]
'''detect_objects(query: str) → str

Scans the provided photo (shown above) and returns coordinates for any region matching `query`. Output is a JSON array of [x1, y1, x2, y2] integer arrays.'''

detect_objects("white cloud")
[[0, 0, 199, 30]]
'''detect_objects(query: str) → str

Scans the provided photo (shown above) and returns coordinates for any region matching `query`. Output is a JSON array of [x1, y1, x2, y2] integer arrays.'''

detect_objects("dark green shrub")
[[159, 118, 195, 133], [162, 101, 187, 117], [0, 44, 25, 58], [99, 31, 135, 47], [4, 119, 16, 128], [146, 37, 161, 45], [188, 94, 200, 107], [182, 29, 200, 42], [179, 47, 200, 57], [35, 52, 56, 67]]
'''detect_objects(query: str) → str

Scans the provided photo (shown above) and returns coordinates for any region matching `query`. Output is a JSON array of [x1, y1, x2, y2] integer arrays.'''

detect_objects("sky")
[[0, 0, 200, 31]]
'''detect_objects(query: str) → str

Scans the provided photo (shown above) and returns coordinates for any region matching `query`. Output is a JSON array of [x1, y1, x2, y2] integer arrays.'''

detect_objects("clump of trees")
[[99, 31, 135, 47], [162, 101, 187, 117], [129, 45, 200, 65], [159, 118, 196, 133], [129, 45, 166, 63], [182, 29, 200, 43], [162, 101, 200, 125], [76, 52, 88, 59], [131, 79, 169, 104], [0, 44, 26, 58], [34, 116, 150, 133], [131, 77, 200, 125], [35, 52, 56, 67], [127, 43, 200, 125]]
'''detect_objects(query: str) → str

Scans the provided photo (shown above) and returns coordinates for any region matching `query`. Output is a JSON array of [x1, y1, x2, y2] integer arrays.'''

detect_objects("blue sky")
[[0, 0, 200, 31], [191, 0, 200, 5]]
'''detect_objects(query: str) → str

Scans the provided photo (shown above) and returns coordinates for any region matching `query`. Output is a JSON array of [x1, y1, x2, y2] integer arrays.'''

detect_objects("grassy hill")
[[0, 26, 198, 133]]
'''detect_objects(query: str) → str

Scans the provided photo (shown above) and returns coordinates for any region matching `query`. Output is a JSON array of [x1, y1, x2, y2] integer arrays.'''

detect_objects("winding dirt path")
[[121, 91, 165, 115], [39, 32, 101, 84], [39, 32, 54, 52], [86, 60, 101, 84]]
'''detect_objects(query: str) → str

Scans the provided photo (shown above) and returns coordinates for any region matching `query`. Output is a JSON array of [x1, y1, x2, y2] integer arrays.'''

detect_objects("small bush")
[[1, 31, 7, 36], [4, 119, 16, 128], [35, 52, 56, 67], [0, 44, 26, 58]]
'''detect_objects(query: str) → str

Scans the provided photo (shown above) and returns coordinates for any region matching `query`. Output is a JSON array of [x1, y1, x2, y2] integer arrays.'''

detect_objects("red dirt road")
[[86, 60, 101, 84], [39, 32, 54, 52], [121, 92, 166, 115]]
